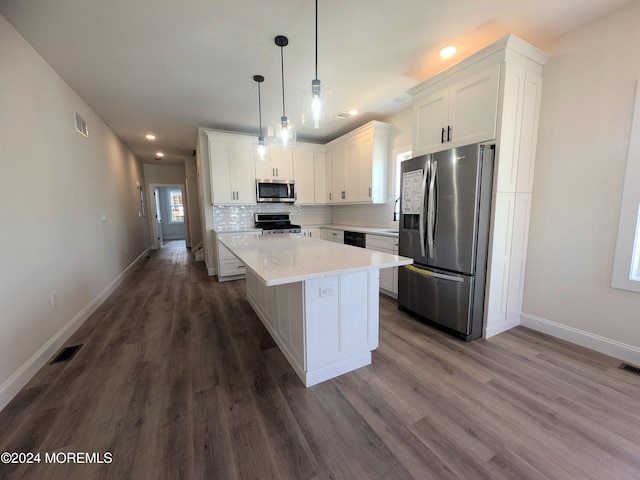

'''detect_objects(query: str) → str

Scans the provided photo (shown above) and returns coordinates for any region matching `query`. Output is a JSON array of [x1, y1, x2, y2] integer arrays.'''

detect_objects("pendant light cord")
[[315, 0, 318, 80], [257, 81, 263, 136], [280, 45, 286, 117]]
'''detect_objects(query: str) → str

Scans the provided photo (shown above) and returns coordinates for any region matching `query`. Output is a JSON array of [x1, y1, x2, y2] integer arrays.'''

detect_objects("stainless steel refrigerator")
[[398, 143, 494, 341]]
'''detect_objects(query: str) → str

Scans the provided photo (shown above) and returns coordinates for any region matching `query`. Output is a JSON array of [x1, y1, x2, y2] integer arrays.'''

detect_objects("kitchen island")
[[218, 234, 412, 387]]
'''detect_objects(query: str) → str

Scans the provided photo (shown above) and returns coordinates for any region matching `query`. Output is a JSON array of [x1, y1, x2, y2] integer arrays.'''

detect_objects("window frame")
[[612, 79, 640, 292], [393, 146, 412, 222], [167, 188, 184, 224]]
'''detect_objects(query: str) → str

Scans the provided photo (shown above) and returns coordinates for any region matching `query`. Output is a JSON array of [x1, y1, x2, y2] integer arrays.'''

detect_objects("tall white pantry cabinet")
[[408, 34, 549, 338]]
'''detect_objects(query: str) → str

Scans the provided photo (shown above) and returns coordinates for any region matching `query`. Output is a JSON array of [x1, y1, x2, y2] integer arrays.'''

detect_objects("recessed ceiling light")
[[439, 45, 457, 58], [348, 109, 359, 116], [145, 134, 156, 140], [155, 152, 164, 158]]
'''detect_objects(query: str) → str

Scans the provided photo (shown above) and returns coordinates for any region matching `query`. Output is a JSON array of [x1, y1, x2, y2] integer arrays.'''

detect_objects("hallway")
[[1, 241, 639, 479]]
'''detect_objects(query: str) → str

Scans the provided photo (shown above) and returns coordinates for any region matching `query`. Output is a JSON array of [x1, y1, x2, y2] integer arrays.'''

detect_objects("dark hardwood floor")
[[1, 240, 639, 479]]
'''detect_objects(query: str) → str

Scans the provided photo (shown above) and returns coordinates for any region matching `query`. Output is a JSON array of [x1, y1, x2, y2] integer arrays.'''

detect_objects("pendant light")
[[253, 74, 270, 162], [273, 35, 296, 148], [301, 0, 332, 128]]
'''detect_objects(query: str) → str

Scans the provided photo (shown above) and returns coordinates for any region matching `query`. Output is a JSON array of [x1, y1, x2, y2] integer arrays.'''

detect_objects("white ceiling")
[[0, 0, 632, 164]]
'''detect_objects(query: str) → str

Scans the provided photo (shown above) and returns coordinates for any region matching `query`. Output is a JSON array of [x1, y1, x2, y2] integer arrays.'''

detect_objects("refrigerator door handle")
[[418, 165, 428, 258], [427, 159, 437, 258], [405, 265, 464, 283]]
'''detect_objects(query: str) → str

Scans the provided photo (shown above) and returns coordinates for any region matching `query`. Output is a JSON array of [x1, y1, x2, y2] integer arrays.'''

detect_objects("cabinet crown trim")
[[408, 34, 549, 96]]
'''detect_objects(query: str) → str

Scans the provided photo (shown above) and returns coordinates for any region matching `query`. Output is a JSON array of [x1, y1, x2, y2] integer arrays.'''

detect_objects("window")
[[393, 146, 412, 221], [168, 188, 184, 223], [612, 79, 640, 292]]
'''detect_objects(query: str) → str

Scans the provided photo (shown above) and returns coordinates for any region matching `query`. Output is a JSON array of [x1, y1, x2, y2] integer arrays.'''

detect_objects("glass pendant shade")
[[254, 135, 270, 162], [273, 115, 297, 148], [302, 79, 332, 128]]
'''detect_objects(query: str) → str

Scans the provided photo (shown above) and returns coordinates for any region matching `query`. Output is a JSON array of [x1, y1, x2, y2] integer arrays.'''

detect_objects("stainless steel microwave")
[[256, 179, 295, 203]]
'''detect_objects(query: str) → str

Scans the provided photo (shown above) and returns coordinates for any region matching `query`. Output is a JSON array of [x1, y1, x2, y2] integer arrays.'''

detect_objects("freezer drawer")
[[398, 264, 475, 339]]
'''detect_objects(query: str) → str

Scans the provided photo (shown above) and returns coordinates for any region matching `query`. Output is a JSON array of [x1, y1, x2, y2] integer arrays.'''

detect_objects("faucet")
[[393, 197, 400, 221]]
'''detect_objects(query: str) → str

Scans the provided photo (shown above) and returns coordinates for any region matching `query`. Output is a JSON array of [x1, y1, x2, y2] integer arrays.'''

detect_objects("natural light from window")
[[394, 147, 412, 221], [168, 189, 184, 223], [631, 205, 640, 281]]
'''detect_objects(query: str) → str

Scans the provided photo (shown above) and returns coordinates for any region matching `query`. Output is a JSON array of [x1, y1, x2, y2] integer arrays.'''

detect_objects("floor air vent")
[[50, 344, 82, 364], [619, 362, 640, 376]]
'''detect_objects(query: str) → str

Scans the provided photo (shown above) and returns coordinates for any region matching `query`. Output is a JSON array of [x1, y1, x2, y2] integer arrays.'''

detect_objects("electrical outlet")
[[319, 285, 335, 298], [50, 292, 57, 307]]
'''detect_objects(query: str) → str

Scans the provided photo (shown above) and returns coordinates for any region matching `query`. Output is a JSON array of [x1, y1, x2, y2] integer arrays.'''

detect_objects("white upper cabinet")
[[255, 147, 294, 179], [313, 150, 328, 204], [326, 121, 391, 204], [207, 132, 256, 205], [412, 63, 500, 155], [292, 145, 319, 204], [322, 150, 334, 203]]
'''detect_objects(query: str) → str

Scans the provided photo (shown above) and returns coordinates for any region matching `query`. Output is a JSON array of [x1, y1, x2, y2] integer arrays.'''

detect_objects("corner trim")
[[0, 247, 152, 412], [483, 319, 520, 339], [520, 313, 640, 365]]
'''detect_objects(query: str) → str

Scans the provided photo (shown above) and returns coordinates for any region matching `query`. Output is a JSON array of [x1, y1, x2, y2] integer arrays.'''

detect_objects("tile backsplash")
[[214, 204, 332, 229], [331, 203, 399, 229], [214, 203, 398, 229]]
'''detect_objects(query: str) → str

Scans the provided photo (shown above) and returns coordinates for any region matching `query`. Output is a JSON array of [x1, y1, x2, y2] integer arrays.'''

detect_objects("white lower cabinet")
[[245, 269, 379, 387], [214, 230, 261, 281], [301, 227, 322, 238], [321, 228, 344, 243], [366, 234, 399, 297]]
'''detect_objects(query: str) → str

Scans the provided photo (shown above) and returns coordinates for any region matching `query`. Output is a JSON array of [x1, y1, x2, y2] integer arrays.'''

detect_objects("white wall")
[[0, 14, 150, 410], [523, 0, 640, 359], [184, 157, 202, 248]]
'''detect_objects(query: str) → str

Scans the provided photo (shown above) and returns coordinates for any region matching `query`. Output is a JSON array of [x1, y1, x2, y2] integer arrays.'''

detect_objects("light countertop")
[[213, 227, 262, 235], [219, 234, 412, 286], [306, 224, 399, 237]]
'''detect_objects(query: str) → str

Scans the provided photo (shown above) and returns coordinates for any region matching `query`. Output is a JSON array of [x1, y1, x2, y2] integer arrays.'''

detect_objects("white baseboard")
[[0, 247, 152, 412], [521, 313, 640, 366]]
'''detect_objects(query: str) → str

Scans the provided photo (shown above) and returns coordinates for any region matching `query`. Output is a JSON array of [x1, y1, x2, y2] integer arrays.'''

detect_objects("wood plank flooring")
[[1, 240, 639, 479]]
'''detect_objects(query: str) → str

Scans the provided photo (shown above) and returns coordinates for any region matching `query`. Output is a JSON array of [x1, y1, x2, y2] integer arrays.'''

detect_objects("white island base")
[[246, 268, 380, 387]]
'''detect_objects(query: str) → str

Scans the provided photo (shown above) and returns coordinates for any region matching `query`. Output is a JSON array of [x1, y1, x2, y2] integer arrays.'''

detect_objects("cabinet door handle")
[[441, 127, 446, 144], [447, 125, 452, 142], [369, 187, 372, 197], [276, 168, 279, 176], [329, 192, 332, 201], [341, 191, 346, 199]]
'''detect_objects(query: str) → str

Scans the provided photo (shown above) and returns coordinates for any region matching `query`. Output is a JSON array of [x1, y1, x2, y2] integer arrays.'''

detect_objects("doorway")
[[148, 183, 187, 249]]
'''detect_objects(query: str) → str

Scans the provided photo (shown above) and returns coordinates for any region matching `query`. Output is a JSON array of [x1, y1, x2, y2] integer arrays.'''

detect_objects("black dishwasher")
[[344, 231, 366, 248]]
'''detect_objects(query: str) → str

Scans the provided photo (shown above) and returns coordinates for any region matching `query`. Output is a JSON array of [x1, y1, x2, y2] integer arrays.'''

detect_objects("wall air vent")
[[619, 362, 640, 376], [74, 111, 88, 137]]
